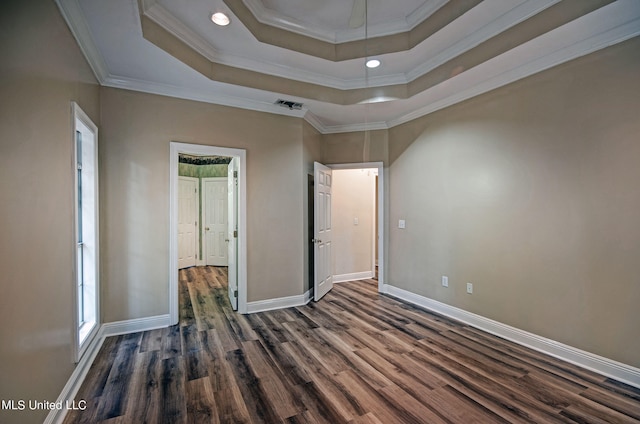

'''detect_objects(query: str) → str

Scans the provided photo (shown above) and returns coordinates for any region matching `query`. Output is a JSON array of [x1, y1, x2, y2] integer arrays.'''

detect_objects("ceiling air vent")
[[275, 99, 304, 110]]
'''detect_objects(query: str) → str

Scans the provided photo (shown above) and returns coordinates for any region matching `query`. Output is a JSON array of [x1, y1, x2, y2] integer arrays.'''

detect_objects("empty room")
[[1, 0, 639, 423]]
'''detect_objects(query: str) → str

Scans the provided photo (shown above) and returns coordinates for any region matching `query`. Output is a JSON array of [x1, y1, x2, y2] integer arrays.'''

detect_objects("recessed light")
[[211, 12, 230, 26], [366, 59, 381, 69]]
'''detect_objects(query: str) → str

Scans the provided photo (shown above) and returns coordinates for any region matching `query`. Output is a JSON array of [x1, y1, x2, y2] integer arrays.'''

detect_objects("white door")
[[314, 162, 333, 301], [227, 158, 239, 310], [203, 178, 228, 266], [178, 176, 198, 269]]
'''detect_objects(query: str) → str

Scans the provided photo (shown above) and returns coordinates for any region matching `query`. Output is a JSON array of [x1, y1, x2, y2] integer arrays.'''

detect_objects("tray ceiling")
[[57, 0, 640, 133]]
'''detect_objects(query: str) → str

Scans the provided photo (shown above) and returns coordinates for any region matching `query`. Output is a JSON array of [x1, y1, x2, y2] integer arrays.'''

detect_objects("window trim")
[[71, 102, 100, 363]]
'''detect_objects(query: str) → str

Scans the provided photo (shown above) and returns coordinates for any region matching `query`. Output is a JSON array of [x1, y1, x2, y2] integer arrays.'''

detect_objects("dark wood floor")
[[65, 266, 640, 423]]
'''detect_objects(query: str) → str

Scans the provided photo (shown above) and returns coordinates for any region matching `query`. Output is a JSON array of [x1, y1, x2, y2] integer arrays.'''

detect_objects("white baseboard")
[[247, 289, 312, 313], [45, 314, 171, 423], [100, 314, 171, 337], [382, 283, 640, 389], [44, 333, 104, 424], [333, 271, 374, 283]]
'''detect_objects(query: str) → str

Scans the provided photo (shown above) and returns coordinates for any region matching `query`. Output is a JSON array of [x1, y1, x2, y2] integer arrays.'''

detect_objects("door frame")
[[201, 177, 228, 266], [328, 162, 385, 292], [169, 142, 247, 323]]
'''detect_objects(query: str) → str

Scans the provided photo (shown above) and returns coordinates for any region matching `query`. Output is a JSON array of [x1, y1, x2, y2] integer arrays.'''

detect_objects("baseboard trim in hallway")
[[246, 289, 313, 313], [383, 283, 640, 389]]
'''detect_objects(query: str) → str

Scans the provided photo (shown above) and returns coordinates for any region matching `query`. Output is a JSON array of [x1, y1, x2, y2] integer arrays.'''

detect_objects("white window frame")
[[72, 102, 100, 362]]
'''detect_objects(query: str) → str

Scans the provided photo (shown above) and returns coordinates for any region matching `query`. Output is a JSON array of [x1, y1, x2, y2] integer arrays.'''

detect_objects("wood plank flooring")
[[64, 266, 640, 423]]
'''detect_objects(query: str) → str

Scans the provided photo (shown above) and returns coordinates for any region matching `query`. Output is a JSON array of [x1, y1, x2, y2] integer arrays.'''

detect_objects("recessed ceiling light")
[[366, 59, 381, 69], [211, 12, 230, 26]]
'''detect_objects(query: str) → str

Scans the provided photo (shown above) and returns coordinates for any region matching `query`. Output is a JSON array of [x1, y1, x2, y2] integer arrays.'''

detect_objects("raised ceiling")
[[57, 0, 640, 133]]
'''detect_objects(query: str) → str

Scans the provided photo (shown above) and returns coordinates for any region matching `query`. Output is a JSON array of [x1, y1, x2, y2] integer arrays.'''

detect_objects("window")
[[73, 103, 99, 362]]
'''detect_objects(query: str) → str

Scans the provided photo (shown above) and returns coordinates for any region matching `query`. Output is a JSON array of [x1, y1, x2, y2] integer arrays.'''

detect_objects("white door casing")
[[227, 158, 239, 310], [203, 178, 228, 266], [314, 162, 333, 301], [178, 176, 198, 269], [170, 142, 247, 323]]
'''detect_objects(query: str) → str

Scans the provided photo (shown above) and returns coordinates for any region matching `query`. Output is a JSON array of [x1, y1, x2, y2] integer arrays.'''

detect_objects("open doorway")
[[311, 161, 385, 301], [169, 142, 247, 323], [331, 167, 378, 283]]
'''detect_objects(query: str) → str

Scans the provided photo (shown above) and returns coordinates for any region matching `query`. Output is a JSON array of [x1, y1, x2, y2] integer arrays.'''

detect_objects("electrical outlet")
[[441, 276, 448, 287], [466, 282, 473, 294]]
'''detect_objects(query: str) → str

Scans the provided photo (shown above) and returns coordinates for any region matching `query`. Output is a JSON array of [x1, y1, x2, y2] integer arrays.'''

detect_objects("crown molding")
[[102, 75, 308, 119], [56, 0, 640, 136], [388, 3, 640, 129], [140, 0, 562, 92], [144, 2, 220, 62], [321, 120, 390, 134], [405, 0, 560, 82], [143, 2, 413, 90], [302, 111, 328, 134], [55, 0, 110, 83], [304, 110, 390, 135], [243, 0, 448, 44]]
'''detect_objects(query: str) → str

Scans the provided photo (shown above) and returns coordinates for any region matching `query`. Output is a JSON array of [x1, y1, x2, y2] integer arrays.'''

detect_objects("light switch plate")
[[398, 219, 406, 229]]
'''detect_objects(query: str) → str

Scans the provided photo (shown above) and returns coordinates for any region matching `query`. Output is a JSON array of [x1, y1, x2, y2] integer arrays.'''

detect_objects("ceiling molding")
[[57, 0, 640, 135], [144, 2, 220, 62], [143, 3, 381, 90], [140, 0, 619, 106], [319, 120, 390, 135], [242, 0, 449, 44], [141, 0, 561, 92], [222, 0, 483, 62], [102, 75, 308, 119], [387, 6, 640, 129], [301, 111, 327, 134], [405, 0, 560, 82], [55, 0, 110, 83]]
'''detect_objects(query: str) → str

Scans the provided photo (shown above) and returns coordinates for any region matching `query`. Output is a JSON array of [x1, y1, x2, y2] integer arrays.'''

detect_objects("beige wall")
[[388, 36, 640, 368], [332, 169, 376, 278], [3, 3, 639, 421], [322, 129, 389, 165], [99, 88, 307, 320], [0, 0, 100, 422]]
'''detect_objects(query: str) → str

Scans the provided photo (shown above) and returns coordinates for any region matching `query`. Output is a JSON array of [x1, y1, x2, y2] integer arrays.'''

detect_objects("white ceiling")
[[246, 0, 445, 42], [58, 0, 640, 133]]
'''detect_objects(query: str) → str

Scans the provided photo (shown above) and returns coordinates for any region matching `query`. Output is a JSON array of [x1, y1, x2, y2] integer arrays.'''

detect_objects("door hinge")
[[233, 170, 238, 178], [233, 230, 238, 238], [234, 290, 238, 298]]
